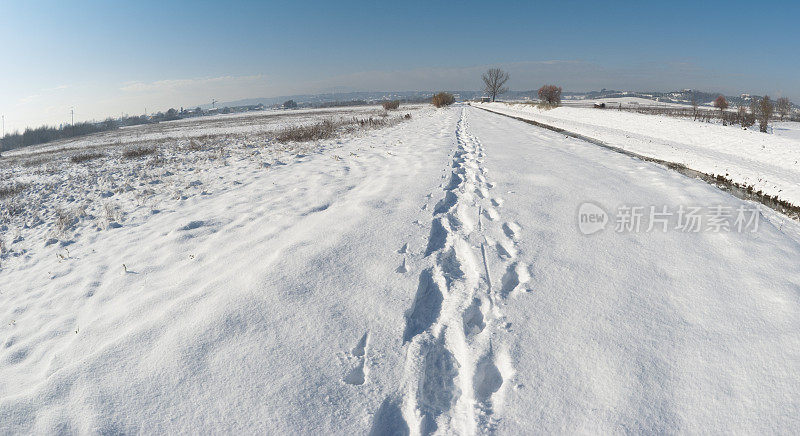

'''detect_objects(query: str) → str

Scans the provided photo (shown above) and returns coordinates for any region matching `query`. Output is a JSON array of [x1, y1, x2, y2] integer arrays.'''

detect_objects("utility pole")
[[70, 107, 74, 136]]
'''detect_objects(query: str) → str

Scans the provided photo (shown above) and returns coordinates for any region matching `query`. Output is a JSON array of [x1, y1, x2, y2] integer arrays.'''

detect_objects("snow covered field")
[[3, 105, 389, 158], [1, 105, 799, 433], [476, 101, 800, 208]]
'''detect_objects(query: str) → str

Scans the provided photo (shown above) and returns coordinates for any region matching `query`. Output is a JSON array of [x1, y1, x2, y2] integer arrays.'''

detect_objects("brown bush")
[[382, 100, 400, 110], [538, 85, 562, 106], [431, 92, 455, 108]]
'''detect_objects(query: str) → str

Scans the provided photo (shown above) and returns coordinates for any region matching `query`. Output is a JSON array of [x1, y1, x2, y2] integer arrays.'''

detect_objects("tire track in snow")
[[375, 107, 526, 434]]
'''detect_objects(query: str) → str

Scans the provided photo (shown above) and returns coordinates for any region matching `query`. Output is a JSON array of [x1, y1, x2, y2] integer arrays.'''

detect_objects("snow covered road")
[[2, 105, 799, 434]]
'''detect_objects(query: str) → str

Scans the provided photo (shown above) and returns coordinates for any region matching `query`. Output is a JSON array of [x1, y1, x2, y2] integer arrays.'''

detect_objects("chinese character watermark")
[[578, 202, 760, 235]]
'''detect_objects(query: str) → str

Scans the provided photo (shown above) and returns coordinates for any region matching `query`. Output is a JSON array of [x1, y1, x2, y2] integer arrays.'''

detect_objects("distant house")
[[480, 97, 491, 103]]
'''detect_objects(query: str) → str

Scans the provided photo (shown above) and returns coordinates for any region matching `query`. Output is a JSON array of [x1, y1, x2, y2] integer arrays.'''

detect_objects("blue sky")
[[1, 0, 798, 131]]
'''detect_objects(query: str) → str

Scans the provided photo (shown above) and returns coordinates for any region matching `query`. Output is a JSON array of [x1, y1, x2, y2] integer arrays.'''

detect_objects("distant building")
[[480, 97, 491, 103]]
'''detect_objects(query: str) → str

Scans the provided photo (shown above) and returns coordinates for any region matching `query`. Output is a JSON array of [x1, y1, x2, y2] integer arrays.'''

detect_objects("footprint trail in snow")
[[374, 107, 532, 435]]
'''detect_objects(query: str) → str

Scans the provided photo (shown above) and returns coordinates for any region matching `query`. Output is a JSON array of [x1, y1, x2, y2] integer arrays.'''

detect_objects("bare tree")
[[713, 95, 729, 125], [538, 85, 563, 106], [755, 95, 774, 133], [482, 68, 509, 102], [776, 97, 791, 121], [691, 97, 698, 121]]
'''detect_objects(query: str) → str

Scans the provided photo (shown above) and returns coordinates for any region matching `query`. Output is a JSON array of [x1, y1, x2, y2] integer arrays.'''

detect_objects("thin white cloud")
[[120, 75, 267, 93]]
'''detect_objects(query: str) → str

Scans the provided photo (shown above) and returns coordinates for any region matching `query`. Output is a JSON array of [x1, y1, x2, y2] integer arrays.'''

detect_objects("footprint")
[[398, 243, 408, 254], [473, 351, 503, 402], [434, 191, 458, 214], [344, 360, 366, 385], [369, 397, 409, 436], [344, 332, 369, 385], [502, 222, 520, 240], [396, 257, 408, 274], [424, 218, 449, 257], [490, 197, 503, 207], [495, 241, 516, 259], [403, 269, 444, 343], [352, 332, 369, 357], [483, 207, 499, 221], [500, 262, 531, 297], [463, 298, 486, 336], [418, 335, 460, 434], [444, 172, 463, 191]]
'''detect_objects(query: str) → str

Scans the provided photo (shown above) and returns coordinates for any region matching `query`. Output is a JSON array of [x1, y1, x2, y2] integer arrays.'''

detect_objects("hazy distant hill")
[[209, 89, 795, 110]]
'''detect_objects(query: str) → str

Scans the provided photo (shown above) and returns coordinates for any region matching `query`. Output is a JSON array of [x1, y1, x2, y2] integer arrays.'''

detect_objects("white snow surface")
[[476, 102, 800, 207], [1, 105, 799, 434]]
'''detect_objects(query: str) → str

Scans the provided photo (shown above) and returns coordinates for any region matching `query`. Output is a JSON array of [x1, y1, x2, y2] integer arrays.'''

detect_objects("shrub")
[[738, 105, 755, 128], [538, 85, 562, 107], [431, 92, 455, 108], [123, 146, 157, 158], [776, 97, 791, 121], [755, 96, 774, 133], [382, 100, 400, 110], [70, 152, 105, 163]]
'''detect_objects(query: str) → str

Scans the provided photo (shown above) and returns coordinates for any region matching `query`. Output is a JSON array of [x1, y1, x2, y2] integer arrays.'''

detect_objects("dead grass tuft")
[[277, 120, 337, 142], [123, 146, 157, 159], [0, 183, 28, 199], [70, 152, 106, 164]]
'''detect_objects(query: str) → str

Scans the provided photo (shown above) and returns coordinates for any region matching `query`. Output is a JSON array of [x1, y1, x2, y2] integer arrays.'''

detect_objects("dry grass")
[[382, 100, 400, 110], [0, 183, 28, 200], [536, 102, 559, 110], [123, 146, 157, 159], [277, 120, 337, 142], [70, 152, 106, 163], [20, 157, 53, 167], [54, 209, 78, 235]]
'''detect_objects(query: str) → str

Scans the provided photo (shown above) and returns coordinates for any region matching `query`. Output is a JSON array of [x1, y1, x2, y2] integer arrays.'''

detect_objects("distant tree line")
[[0, 116, 152, 151]]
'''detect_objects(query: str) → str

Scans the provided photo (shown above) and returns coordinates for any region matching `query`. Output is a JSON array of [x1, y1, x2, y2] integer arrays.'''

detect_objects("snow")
[[562, 96, 693, 109], [3, 105, 392, 158], [1, 105, 799, 433], [476, 102, 800, 207]]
